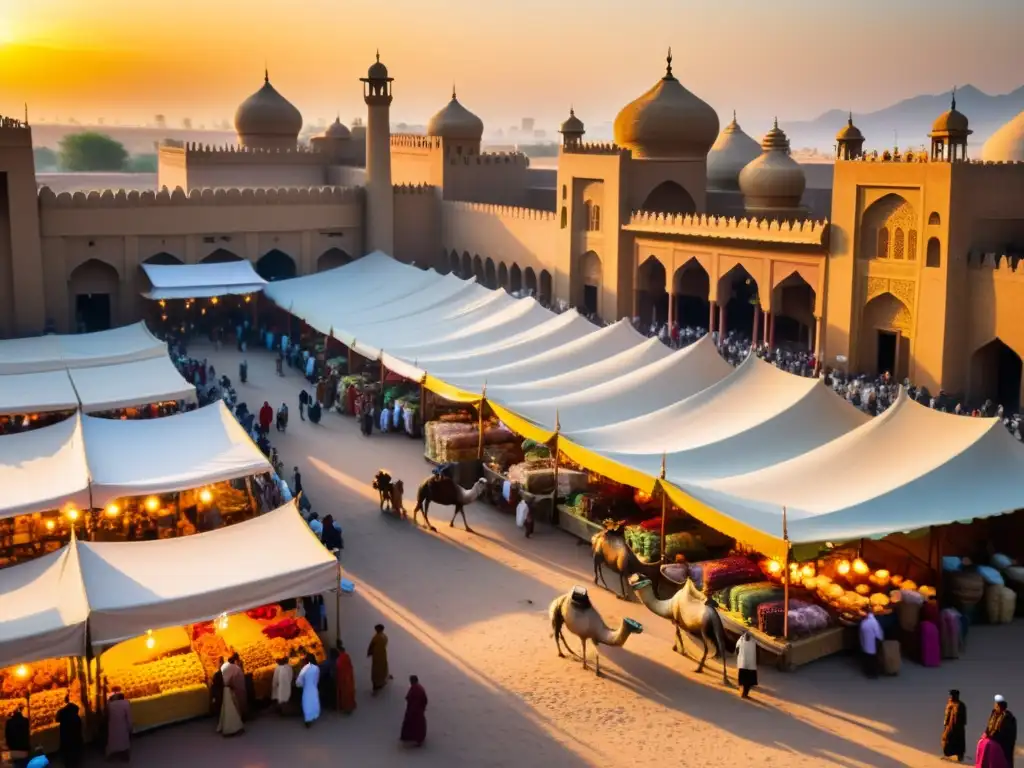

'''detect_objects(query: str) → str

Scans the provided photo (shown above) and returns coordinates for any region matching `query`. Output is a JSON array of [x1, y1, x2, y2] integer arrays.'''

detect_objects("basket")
[[946, 569, 985, 613]]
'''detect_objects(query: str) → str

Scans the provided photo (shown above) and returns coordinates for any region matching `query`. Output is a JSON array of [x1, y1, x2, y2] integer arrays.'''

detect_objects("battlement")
[[562, 142, 629, 157], [160, 141, 330, 166], [967, 251, 1024, 275], [843, 149, 1024, 166], [38, 184, 361, 209], [393, 183, 436, 195], [625, 211, 829, 246], [448, 152, 529, 167], [0, 115, 29, 130], [445, 200, 556, 221], [391, 134, 443, 150]]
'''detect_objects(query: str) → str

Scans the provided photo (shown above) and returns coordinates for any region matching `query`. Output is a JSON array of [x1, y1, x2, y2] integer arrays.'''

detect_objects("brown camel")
[[592, 521, 662, 599], [373, 470, 395, 510], [412, 476, 487, 532]]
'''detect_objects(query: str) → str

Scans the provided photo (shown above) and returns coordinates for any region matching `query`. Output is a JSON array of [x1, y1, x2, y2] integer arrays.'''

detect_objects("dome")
[[981, 110, 1024, 162], [234, 71, 303, 143], [366, 51, 389, 81], [836, 113, 863, 141], [707, 111, 762, 191], [560, 108, 585, 135], [931, 91, 970, 135], [612, 49, 719, 160], [738, 119, 807, 212], [426, 87, 484, 141], [323, 117, 351, 140]]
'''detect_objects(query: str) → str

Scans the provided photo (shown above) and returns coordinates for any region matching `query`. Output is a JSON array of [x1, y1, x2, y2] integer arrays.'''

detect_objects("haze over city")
[[2, 0, 1023, 130]]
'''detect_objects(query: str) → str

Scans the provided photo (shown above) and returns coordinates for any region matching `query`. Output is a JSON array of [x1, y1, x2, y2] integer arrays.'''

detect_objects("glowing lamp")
[[801, 564, 815, 578], [199, 488, 213, 505], [45, 520, 56, 531], [837, 560, 851, 576], [66, 507, 79, 522], [158, 300, 166, 308], [145, 629, 155, 650], [145, 496, 160, 512], [853, 558, 869, 575], [874, 569, 889, 581], [244, 295, 251, 303], [105, 503, 120, 517], [14, 665, 30, 679], [767, 560, 782, 575], [201, 308, 206, 316], [161, 314, 168, 322], [211, 296, 219, 305]]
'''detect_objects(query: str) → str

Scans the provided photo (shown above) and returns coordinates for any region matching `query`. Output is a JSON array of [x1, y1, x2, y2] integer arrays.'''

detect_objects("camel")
[[412, 476, 487, 532], [373, 470, 395, 511], [592, 522, 662, 599], [630, 574, 730, 685], [549, 586, 643, 676]]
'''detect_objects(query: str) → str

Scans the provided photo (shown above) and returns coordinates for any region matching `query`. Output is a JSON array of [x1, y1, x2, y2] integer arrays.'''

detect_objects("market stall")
[[0, 322, 168, 376]]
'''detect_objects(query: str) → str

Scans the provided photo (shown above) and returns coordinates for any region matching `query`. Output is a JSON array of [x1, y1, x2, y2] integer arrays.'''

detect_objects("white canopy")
[[70, 356, 197, 413], [0, 414, 91, 519], [0, 370, 79, 416], [0, 545, 89, 667], [0, 322, 167, 375], [83, 401, 271, 507], [78, 501, 338, 647], [141, 261, 267, 300]]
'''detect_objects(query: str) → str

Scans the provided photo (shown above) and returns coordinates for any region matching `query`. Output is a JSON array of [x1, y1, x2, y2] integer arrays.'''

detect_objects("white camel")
[[548, 586, 643, 676]]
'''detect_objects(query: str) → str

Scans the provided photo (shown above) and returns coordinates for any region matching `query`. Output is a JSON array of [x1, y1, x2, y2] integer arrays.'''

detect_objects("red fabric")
[[400, 683, 428, 744], [262, 618, 301, 640], [259, 404, 273, 429], [919, 620, 941, 667]]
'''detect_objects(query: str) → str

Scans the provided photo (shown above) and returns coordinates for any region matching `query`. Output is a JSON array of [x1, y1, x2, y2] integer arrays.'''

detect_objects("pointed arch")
[[926, 238, 941, 268], [449, 250, 461, 276], [524, 267, 538, 297], [317, 248, 351, 272], [69, 258, 120, 332], [257, 249, 297, 282], [636, 255, 668, 326], [580, 251, 602, 316], [859, 291, 913, 378], [462, 252, 472, 278], [719, 263, 760, 342], [860, 193, 917, 261], [484, 258, 497, 289], [970, 338, 1023, 410], [640, 181, 696, 215], [498, 262, 509, 291], [143, 252, 183, 266], [928, 211, 941, 226], [772, 271, 817, 347], [539, 270, 553, 305], [510, 263, 522, 293], [201, 248, 243, 264], [472, 255, 484, 283], [672, 258, 710, 329]]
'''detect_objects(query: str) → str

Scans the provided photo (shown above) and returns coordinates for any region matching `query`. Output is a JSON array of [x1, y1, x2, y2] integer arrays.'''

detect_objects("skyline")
[[1, 0, 1023, 131]]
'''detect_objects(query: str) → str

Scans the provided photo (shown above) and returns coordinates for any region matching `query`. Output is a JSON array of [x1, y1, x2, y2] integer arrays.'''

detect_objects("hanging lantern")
[[199, 488, 213, 505], [65, 506, 79, 522], [45, 519, 56, 531], [837, 560, 851, 576], [105, 503, 120, 517], [767, 559, 782, 575], [145, 496, 160, 512]]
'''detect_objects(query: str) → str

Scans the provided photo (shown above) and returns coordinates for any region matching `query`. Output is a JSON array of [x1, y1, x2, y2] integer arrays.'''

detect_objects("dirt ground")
[[85, 344, 1023, 767]]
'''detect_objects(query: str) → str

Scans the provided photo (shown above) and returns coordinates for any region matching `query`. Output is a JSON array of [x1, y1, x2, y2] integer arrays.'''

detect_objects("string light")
[[767, 560, 782, 574], [45, 520, 56, 531], [66, 507, 79, 522]]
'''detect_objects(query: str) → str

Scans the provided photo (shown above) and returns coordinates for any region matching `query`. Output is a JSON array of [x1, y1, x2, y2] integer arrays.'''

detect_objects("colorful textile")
[[699, 557, 763, 594]]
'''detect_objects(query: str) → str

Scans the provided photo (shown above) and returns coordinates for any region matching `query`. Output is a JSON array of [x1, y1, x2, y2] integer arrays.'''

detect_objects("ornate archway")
[[860, 194, 919, 262], [718, 264, 759, 342], [641, 181, 696, 215], [970, 339, 1023, 410], [69, 258, 119, 332], [771, 272, 817, 349], [636, 256, 667, 327], [257, 249, 297, 282], [859, 292, 912, 378], [317, 248, 351, 272], [672, 259, 710, 330]]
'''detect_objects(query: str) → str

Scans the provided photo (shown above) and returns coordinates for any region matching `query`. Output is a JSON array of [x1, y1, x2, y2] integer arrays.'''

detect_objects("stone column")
[[718, 303, 727, 346], [708, 300, 716, 333], [752, 305, 761, 346]]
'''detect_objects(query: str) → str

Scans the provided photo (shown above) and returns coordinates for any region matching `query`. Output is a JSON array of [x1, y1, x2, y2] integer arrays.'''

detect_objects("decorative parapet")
[[562, 141, 630, 157], [449, 152, 530, 167], [159, 140, 328, 165], [393, 183, 436, 194], [0, 115, 29, 130], [444, 200, 557, 222], [391, 134, 443, 150], [625, 210, 829, 247], [967, 251, 1024, 274], [842, 150, 1024, 166], [37, 185, 362, 208]]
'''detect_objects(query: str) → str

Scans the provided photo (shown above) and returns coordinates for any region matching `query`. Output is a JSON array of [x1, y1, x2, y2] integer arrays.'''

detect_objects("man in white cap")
[[986, 695, 1017, 767]]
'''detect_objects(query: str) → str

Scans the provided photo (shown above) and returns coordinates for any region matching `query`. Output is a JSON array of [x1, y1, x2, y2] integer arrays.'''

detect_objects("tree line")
[[33, 132, 157, 173]]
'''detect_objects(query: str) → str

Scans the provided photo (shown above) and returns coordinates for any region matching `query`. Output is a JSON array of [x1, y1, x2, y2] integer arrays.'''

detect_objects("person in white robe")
[[271, 657, 294, 714], [736, 631, 758, 699], [295, 653, 321, 727]]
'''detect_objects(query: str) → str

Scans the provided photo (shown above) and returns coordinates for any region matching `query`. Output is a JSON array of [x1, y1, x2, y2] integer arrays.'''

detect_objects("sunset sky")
[[1, 0, 1022, 130]]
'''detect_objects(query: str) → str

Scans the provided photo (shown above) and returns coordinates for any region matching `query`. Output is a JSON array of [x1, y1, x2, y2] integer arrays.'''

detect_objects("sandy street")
[[85, 344, 1023, 768]]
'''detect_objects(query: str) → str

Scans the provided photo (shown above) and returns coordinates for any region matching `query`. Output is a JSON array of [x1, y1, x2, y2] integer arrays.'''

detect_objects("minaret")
[[360, 51, 394, 255]]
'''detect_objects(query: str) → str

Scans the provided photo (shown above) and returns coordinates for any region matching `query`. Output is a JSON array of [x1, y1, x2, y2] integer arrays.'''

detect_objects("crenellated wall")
[[393, 183, 441, 268], [625, 211, 830, 246]]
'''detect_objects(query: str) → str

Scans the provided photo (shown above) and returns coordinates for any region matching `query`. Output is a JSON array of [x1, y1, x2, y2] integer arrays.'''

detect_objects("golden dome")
[[366, 51, 390, 81], [982, 110, 1024, 162], [234, 71, 303, 142], [738, 119, 806, 212], [707, 111, 762, 191], [323, 117, 351, 140], [613, 49, 719, 160], [836, 113, 863, 141], [560, 108, 585, 136], [930, 90, 971, 135], [427, 87, 484, 141]]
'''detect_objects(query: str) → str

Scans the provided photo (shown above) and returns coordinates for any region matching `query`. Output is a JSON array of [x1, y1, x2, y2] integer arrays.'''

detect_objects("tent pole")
[[335, 558, 342, 649], [552, 410, 561, 523], [782, 506, 790, 641], [77, 656, 93, 737], [244, 477, 258, 520], [379, 358, 385, 389], [659, 453, 668, 564], [477, 385, 487, 460]]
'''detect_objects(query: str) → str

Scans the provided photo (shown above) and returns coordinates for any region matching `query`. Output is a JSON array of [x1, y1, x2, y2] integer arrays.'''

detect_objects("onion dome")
[[930, 89, 971, 136], [366, 50, 389, 81], [738, 118, 807, 212], [322, 116, 351, 140], [560, 107, 585, 136], [707, 111, 762, 191], [613, 48, 720, 160], [234, 70, 303, 146], [426, 86, 484, 141], [836, 113, 863, 141], [981, 110, 1024, 162]]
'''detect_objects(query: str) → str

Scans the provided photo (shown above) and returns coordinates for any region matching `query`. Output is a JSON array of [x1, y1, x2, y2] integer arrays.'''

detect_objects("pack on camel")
[[548, 586, 643, 676], [629, 573, 730, 685], [592, 521, 662, 599], [412, 475, 487, 532], [372, 470, 405, 518]]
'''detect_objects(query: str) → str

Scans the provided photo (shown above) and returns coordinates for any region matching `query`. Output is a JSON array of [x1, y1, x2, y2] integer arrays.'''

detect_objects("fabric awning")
[[83, 401, 271, 507], [0, 414, 91, 520], [0, 370, 79, 416], [0, 545, 90, 667], [78, 502, 339, 647], [0, 322, 167, 375], [70, 356, 197, 413], [141, 261, 268, 300]]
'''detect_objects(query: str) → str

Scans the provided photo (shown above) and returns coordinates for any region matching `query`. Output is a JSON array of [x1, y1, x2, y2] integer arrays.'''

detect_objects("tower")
[[835, 113, 865, 160], [361, 51, 394, 255], [929, 88, 972, 162], [558, 108, 585, 150]]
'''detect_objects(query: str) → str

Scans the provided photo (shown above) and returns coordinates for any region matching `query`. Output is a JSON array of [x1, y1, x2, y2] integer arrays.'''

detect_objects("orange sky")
[[1, 0, 1023, 130]]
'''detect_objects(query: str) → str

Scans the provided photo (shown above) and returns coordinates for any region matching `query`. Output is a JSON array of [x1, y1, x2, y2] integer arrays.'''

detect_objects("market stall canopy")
[[77, 501, 339, 647], [0, 370, 79, 416], [0, 545, 90, 667], [0, 322, 167, 375], [672, 389, 1024, 553], [83, 401, 271, 507], [141, 261, 268, 300], [70, 356, 197, 413], [0, 414, 91, 519]]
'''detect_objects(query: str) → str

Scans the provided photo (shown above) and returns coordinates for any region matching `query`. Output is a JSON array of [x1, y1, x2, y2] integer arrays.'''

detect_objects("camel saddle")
[[571, 586, 592, 610]]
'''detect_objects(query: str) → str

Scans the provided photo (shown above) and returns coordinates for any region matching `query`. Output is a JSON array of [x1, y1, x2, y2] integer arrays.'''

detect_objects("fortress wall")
[[441, 200, 558, 275]]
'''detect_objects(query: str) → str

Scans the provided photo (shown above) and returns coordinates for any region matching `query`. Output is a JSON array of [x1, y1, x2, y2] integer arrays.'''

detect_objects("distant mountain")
[[781, 85, 1024, 153]]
